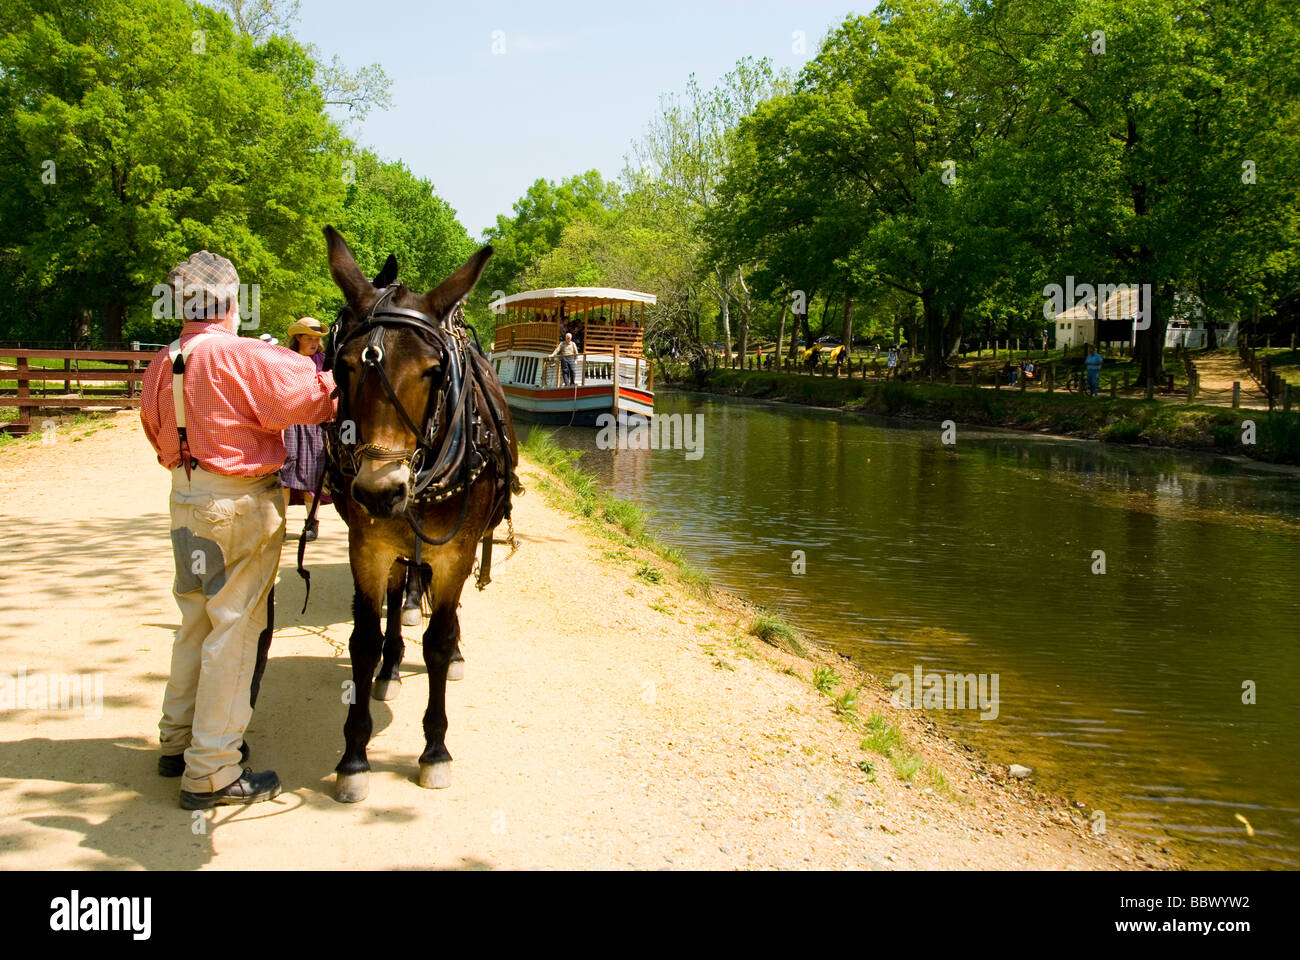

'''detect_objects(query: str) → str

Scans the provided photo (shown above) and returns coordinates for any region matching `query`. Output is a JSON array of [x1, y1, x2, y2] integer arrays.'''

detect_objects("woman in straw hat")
[[280, 317, 331, 540]]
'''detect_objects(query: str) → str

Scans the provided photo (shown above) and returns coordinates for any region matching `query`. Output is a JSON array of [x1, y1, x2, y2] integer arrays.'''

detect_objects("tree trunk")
[[1134, 276, 1170, 387], [103, 302, 125, 348], [720, 295, 732, 360], [775, 301, 789, 365], [944, 303, 965, 359], [791, 291, 814, 361], [817, 295, 833, 338], [919, 290, 946, 376], [841, 298, 855, 352]]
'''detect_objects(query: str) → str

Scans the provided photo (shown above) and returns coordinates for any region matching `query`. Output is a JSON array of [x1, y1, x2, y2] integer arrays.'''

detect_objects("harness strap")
[[167, 333, 217, 480], [295, 463, 327, 613]]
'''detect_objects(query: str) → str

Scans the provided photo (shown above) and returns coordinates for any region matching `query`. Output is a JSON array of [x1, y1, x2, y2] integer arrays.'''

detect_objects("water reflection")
[[545, 390, 1300, 868]]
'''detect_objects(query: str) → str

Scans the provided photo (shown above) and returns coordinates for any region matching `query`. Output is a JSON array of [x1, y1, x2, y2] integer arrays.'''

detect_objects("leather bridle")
[[296, 281, 520, 613], [323, 284, 515, 547], [330, 286, 465, 508]]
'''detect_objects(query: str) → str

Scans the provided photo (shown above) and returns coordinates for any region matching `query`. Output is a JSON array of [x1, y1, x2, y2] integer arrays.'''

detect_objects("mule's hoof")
[[417, 761, 451, 789], [401, 606, 421, 627], [335, 772, 369, 803], [447, 660, 465, 681], [372, 678, 401, 701]]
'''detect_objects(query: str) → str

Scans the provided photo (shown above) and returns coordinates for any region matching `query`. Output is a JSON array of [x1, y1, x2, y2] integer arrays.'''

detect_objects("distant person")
[[1023, 358, 1035, 381], [1002, 360, 1015, 386], [279, 317, 331, 542], [1085, 343, 1103, 396], [550, 331, 578, 385], [887, 347, 898, 378], [832, 343, 847, 372]]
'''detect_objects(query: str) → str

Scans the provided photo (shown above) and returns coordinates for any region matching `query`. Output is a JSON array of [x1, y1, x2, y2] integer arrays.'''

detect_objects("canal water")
[[549, 389, 1300, 869]]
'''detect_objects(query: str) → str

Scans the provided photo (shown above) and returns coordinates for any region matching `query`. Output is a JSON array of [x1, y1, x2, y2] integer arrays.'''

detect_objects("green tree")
[[972, 0, 1300, 383], [0, 0, 347, 345]]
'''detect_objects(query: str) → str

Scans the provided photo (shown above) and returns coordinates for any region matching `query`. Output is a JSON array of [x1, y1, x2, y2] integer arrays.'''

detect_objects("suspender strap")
[[167, 333, 215, 480]]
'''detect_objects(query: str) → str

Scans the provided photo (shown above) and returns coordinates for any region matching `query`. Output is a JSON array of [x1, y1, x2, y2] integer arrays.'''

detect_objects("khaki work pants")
[[159, 467, 284, 793]]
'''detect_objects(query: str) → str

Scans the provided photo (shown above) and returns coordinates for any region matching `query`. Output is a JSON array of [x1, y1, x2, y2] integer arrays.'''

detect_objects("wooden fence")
[[1, 348, 150, 436]]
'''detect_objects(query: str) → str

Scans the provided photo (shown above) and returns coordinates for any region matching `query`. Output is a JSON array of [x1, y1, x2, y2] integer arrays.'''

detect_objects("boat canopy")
[[489, 287, 657, 314]]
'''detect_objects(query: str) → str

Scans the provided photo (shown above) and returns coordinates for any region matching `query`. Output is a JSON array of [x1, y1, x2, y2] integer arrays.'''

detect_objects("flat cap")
[[167, 250, 240, 320]]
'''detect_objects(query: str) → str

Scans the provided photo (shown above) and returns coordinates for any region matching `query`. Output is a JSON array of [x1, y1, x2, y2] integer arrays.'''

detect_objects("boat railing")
[[582, 323, 643, 358], [531, 356, 650, 390], [493, 321, 561, 353]]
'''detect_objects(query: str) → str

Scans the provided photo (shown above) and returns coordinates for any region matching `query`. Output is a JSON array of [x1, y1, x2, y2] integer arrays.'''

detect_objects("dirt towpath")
[[0, 413, 1174, 869]]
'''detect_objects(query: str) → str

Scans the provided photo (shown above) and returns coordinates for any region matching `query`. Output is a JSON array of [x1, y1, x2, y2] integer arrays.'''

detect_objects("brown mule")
[[319, 226, 519, 802]]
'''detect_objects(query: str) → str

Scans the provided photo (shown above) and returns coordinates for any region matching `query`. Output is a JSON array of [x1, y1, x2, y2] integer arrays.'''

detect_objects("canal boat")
[[488, 287, 656, 425]]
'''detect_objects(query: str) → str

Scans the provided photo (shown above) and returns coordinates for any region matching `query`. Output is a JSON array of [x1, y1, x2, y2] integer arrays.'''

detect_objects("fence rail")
[[1, 348, 150, 435]]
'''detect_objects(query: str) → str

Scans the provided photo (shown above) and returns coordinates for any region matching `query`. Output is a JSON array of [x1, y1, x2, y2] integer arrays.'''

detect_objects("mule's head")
[[323, 225, 493, 519]]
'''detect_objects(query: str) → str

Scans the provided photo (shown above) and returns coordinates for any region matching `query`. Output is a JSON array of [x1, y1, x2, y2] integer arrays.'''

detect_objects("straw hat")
[[287, 316, 329, 338]]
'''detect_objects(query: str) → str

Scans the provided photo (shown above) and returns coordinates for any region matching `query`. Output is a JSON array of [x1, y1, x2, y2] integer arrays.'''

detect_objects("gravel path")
[[0, 413, 1175, 869]]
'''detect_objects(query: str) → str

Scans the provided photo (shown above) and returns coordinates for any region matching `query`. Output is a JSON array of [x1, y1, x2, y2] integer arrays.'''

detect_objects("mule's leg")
[[417, 603, 461, 789], [448, 634, 465, 681], [335, 587, 385, 803], [400, 563, 424, 627], [372, 565, 406, 702]]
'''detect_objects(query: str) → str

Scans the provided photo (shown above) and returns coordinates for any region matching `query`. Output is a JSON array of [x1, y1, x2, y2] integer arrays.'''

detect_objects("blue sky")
[[290, 0, 872, 239]]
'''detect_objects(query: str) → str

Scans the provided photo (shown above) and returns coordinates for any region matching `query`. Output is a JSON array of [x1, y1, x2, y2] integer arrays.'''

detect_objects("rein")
[[296, 286, 519, 611]]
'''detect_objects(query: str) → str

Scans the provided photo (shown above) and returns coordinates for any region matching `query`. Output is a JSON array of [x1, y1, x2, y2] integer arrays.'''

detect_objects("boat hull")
[[502, 383, 654, 426]]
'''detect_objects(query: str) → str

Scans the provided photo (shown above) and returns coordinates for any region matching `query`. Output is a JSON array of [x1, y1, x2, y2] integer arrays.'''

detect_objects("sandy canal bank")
[[0, 411, 1178, 869]]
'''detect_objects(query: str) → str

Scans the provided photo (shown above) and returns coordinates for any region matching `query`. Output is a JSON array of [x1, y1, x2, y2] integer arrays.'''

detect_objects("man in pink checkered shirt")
[[140, 250, 336, 809]]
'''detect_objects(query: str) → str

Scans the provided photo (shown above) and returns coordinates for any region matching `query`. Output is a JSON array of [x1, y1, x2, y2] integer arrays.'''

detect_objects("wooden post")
[[611, 341, 620, 418], [1285, 382, 1293, 413], [63, 357, 71, 393], [1123, 370, 1130, 390], [1232, 381, 1240, 408], [1110, 376, 1117, 398], [1047, 365, 1054, 393], [16, 356, 30, 435]]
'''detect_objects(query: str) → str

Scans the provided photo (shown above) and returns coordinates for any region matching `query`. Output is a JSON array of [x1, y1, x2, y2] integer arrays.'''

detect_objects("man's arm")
[[249, 348, 337, 431], [138, 350, 170, 457]]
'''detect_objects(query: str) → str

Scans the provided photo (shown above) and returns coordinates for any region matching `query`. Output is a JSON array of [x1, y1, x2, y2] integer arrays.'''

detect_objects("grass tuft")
[[748, 614, 807, 657]]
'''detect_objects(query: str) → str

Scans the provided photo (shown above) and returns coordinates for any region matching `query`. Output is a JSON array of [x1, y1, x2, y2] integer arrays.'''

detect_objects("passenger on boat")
[[550, 332, 579, 385]]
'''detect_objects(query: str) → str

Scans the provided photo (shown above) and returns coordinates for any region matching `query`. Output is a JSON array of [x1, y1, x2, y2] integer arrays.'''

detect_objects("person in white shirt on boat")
[[550, 332, 578, 385]]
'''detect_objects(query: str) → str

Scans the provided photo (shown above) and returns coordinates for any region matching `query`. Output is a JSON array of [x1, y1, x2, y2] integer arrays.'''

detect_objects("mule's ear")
[[372, 253, 398, 288], [422, 246, 494, 318], [324, 225, 370, 306]]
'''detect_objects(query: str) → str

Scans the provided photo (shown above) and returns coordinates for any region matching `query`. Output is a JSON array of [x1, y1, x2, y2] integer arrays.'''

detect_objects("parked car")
[[816, 336, 842, 347]]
